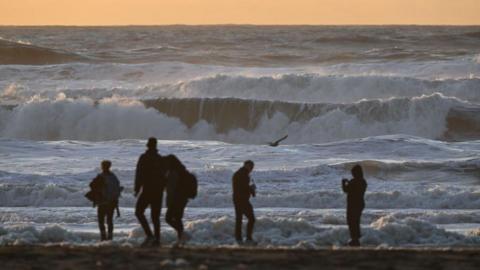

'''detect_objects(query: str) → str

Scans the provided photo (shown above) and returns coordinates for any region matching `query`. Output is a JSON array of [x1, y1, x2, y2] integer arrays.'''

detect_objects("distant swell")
[[0, 39, 87, 65], [4, 74, 480, 104], [154, 74, 480, 104]]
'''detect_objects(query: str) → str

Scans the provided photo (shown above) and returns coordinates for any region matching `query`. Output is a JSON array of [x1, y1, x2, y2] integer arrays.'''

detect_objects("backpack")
[[166, 154, 198, 199], [183, 170, 198, 199], [85, 175, 104, 206]]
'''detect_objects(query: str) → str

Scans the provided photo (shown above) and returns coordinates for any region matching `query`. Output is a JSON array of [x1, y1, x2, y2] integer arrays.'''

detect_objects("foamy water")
[[0, 26, 479, 247]]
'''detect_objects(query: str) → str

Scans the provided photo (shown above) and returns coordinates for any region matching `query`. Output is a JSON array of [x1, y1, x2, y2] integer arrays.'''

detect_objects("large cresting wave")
[[0, 93, 479, 143]]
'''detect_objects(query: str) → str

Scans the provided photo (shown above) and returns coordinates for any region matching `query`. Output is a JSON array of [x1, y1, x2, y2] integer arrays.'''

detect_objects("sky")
[[1, 0, 479, 26]]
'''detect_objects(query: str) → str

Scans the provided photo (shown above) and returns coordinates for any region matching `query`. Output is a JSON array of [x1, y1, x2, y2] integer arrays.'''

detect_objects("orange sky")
[[1, 0, 479, 25]]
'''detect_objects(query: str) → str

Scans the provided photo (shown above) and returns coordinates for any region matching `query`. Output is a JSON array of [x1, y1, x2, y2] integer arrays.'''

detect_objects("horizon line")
[[1, 23, 480, 27]]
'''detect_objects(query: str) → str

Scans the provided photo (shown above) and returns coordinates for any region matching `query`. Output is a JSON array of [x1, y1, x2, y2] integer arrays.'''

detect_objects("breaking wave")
[[1, 93, 479, 143]]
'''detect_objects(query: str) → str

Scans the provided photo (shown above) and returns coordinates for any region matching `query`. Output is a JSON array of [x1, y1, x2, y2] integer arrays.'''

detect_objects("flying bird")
[[268, 135, 288, 147]]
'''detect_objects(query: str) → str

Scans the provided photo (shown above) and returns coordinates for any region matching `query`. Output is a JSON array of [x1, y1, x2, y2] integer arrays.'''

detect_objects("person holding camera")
[[342, 164, 367, 247], [232, 160, 257, 245]]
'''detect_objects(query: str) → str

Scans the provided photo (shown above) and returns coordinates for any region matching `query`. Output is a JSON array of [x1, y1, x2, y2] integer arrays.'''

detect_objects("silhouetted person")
[[94, 160, 121, 241], [135, 137, 168, 247], [342, 164, 367, 246], [165, 154, 195, 247], [232, 160, 256, 245], [268, 135, 288, 147]]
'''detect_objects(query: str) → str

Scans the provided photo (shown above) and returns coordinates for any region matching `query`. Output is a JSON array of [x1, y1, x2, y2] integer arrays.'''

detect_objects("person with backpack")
[[342, 164, 368, 247], [90, 160, 122, 241], [232, 160, 257, 245], [165, 154, 197, 247], [134, 137, 168, 247]]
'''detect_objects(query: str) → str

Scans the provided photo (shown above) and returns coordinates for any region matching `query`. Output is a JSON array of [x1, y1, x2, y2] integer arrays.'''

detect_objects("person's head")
[[146, 137, 157, 150], [243, 160, 255, 173], [101, 160, 112, 173], [351, 164, 363, 179]]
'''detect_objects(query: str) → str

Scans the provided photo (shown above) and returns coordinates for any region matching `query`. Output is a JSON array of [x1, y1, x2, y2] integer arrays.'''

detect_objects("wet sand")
[[0, 246, 479, 270]]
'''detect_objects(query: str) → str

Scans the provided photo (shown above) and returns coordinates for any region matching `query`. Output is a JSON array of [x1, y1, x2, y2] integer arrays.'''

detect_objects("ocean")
[[0, 25, 479, 247]]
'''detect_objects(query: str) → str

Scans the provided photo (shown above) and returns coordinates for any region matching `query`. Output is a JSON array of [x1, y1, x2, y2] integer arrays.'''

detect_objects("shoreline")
[[1, 246, 479, 269]]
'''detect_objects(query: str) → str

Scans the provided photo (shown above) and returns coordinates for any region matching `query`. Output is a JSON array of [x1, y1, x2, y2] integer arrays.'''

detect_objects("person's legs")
[[234, 202, 244, 242], [97, 205, 107, 241], [166, 206, 182, 239], [135, 195, 153, 238], [244, 202, 255, 241], [165, 206, 178, 234], [352, 209, 363, 240], [166, 199, 188, 241], [150, 194, 163, 244], [106, 202, 115, 240], [346, 208, 354, 239], [347, 207, 361, 246], [176, 199, 188, 239]]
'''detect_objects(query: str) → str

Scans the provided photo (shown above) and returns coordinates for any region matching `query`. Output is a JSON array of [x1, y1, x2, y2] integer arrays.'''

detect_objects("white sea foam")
[[1, 214, 479, 247], [474, 54, 480, 64]]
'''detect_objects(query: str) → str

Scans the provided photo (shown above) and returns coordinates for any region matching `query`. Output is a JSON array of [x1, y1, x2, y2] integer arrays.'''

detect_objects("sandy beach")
[[1, 246, 479, 270]]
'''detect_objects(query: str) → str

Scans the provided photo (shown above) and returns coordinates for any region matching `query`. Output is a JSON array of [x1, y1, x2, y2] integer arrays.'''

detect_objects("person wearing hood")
[[342, 164, 367, 246], [165, 154, 194, 247]]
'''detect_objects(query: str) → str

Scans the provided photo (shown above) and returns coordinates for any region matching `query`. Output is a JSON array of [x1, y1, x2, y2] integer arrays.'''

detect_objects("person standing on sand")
[[135, 137, 168, 247], [93, 160, 122, 241], [342, 164, 367, 247], [165, 154, 197, 247], [232, 160, 257, 245]]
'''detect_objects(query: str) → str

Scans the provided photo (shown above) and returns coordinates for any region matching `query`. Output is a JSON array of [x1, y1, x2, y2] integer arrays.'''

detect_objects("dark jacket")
[[88, 172, 120, 206], [232, 167, 252, 203], [100, 172, 121, 204], [165, 155, 189, 207], [342, 177, 367, 209], [134, 149, 167, 198]]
